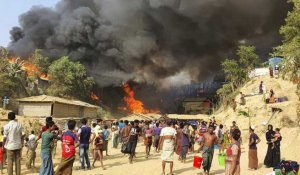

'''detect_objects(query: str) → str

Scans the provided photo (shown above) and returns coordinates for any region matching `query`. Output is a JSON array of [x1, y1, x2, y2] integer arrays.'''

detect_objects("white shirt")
[[160, 127, 177, 136], [4, 120, 23, 150]]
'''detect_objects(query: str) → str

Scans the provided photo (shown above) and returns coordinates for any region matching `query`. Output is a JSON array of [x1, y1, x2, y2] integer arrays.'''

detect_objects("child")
[[92, 131, 105, 170], [103, 125, 110, 156], [26, 131, 38, 169], [272, 128, 281, 149], [55, 120, 79, 175], [39, 121, 58, 175], [0, 142, 3, 174]]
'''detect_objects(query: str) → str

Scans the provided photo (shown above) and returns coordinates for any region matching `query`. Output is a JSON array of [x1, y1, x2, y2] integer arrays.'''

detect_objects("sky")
[[0, 0, 59, 47]]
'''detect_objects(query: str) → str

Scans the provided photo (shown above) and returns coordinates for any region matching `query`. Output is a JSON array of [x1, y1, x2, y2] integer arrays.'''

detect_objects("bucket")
[[193, 156, 203, 169], [218, 154, 225, 167], [274, 169, 282, 175]]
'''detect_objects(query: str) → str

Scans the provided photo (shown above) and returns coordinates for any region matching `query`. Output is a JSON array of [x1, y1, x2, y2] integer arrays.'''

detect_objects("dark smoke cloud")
[[8, 0, 290, 88]]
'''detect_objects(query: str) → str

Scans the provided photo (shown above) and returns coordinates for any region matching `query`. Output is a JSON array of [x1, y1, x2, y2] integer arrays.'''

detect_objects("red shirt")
[[61, 131, 78, 158]]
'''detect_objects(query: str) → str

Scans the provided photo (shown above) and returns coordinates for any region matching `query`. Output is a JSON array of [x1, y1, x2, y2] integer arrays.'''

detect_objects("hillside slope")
[[215, 75, 300, 161]]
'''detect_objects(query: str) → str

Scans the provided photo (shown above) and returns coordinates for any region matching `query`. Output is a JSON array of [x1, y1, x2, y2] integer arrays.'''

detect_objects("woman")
[[225, 128, 241, 175], [175, 123, 183, 160], [272, 128, 282, 168], [143, 123, 153, 158], [264, 124, 275, 167], [181, 123, 190, 163], [248, 126, 260, 170]]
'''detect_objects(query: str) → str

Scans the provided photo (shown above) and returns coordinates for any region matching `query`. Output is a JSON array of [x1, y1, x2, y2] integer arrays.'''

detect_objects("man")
[[102, 125, 110, 156], [121, 120, 131, 143], [55, 120, 79, 175], [39, 121, 59, 175], [202, 125, 218, 175], [159, 121, 177, 175], [230, 121, 239, 136], [78, 118, 93, 170], [3, 112, 23, 175], [127, 120, 140, 164], [36, 116, 54, 141]]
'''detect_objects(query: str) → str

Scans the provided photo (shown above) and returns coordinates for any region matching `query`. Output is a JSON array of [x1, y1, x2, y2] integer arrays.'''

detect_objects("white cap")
[[250, 125, 256, 130]]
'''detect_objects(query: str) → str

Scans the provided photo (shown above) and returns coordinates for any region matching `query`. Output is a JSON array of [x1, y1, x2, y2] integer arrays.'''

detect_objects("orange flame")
[[90, 92, 100, 101], [123, 83, 160, 114], [8, 57, 49, 81]]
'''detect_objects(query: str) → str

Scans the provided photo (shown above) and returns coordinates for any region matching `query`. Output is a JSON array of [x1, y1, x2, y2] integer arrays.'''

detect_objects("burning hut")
[[17, 95, 99, 119]]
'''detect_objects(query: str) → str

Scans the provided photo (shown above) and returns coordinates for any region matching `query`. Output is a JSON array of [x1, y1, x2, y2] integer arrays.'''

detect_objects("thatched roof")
[[120, 113, 161, 121], [18, 95, 99, 108], [166, 114, 209, 120]]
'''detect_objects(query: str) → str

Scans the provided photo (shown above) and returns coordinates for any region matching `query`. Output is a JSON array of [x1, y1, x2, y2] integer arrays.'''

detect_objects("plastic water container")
[[218, 154, 225, 167], [193, 156, 203, 169]]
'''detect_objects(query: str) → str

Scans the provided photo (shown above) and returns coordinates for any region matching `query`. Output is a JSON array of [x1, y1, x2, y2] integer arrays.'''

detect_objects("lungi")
[[202, 145, 214, 172], [39, 152, 54, 175], [248, 149, 258, 169], [55, 156, 76, 175], [144, 136, 152, 146], [161, 139, 175, 162]]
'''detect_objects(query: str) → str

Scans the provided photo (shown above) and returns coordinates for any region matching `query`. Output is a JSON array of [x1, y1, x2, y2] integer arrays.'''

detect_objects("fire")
[[90, 92, 100, 101], [8, 57, 49, 81], [123, 83, 160, 114]]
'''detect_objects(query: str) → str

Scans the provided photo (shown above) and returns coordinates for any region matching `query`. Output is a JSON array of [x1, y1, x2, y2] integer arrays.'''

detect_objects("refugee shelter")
[[17, 95, 99, 118]]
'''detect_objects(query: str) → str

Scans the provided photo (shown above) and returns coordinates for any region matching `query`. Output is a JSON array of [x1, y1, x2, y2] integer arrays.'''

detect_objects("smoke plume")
[[8, 0, 290, 88]]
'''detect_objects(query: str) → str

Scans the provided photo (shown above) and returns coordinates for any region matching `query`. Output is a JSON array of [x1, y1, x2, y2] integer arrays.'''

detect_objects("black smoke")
[[8, 0, 290, 89]]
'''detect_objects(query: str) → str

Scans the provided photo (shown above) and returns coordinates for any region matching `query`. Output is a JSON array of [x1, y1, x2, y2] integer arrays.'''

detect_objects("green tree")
[[28, 49, 50, 75], [221, 58, 244, 91], [237, 45, 259, 76], [47, 56, 95, 100], [274, 0, 300, 123]]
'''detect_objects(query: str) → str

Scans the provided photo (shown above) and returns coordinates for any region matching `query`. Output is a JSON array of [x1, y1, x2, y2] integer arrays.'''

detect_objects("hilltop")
[[215, 74, 300, 162]]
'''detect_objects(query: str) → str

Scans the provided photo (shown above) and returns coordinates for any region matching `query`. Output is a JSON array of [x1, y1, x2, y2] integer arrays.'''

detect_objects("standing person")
[[272, 128, 282, 168], [78, 118, 93, 170], [55, 120, 79, 175], [159, 121, 177, 175], [143, 122, 153, 158], [189, 126, 196, 153], [218, 124, 225, 154], [259, 81, 264, 94], [230, 121, 239, 136], [248, 126, 260, 170], [153, 123, 161, 153], [264, 124, 275, 168], [112, 122, 119, 149], [102, 125, 110, 156], [92, 131, 105, 169], [121, 120, 131, 143], [3, 112, 23, 175], [26, 131, 37, 169], [225, 129, 242, 175], [127, 120, 141, 164], [202, 125, 218, 175], [175, 123, 183, 161], [0, 142, 3, 174], [181, 123, 190, 163], [39, 121, 58, 175]]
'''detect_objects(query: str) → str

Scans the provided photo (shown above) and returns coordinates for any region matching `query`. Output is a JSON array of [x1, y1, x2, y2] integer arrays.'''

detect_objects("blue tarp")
[[269, 57, 283, 68]]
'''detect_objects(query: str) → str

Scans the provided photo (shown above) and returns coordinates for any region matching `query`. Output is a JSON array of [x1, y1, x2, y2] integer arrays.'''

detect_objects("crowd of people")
[[0, 112, 283, 175]]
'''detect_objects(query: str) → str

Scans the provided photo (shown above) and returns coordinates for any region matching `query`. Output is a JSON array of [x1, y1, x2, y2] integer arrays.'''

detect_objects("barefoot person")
[[4, 112, 23, 175], [159, 121, 177, 175], [202, 125, 218, 175], [225, 128, 241, 175], [143, 122, 153, 158], [248, 126, 260, 170], [92, 131, 105, 170], [55, 120, 79, 175]]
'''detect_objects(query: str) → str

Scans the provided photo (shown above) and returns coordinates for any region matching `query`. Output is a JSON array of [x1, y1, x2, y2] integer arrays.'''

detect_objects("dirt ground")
[[0, 137, 286, 175]]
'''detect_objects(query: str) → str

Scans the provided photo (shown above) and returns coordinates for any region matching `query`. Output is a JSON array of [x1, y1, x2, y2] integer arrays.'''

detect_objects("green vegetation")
[[217, 45, 259, 106], [47, 56, 95, 100], [273, 0, 300, 121]]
